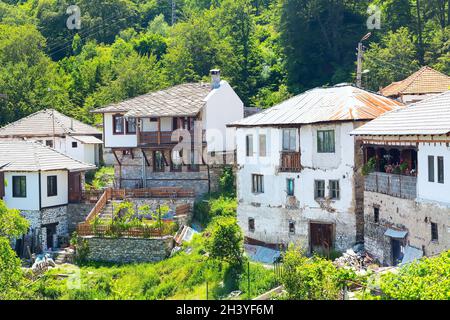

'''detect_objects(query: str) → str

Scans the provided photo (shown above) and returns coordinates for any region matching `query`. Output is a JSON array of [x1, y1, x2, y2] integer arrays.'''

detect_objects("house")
[[351, 91, 450, 266], [380, 66, 450, 105], [0, 109, 103, 166], [92, 70, 244, 195], [0, 141, 95, 253], [228, 84, 404, 253]]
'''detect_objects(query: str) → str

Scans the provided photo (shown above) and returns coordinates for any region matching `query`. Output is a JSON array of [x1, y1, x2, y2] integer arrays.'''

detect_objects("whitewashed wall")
[[417, 142, 450, 205], [40, 170, 68, 208], [103, 113, 137, 148], [235, 122, 358, 250], [3, 172, 40, 210], [204, 81, 244, 152]]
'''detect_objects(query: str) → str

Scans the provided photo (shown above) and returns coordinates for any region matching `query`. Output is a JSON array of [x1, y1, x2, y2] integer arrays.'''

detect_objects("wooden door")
[[310, 223, 333, 254], [68, 172, 82, 203]]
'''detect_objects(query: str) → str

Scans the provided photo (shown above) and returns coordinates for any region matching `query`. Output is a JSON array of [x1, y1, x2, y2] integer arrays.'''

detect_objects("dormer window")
[[113, 114, 124, 134]]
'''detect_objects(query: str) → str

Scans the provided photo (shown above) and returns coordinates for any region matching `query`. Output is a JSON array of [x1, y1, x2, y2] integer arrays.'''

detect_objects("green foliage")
[[0, 200, 30, 299], [362, 157, 376, 176], [219, 166, 235, 197], [368, 251, 450, 300], [194, 195, 237, 226], [206, 216, 243, 266], [280, 245, 356, 300], [86, 166, 115, 190]]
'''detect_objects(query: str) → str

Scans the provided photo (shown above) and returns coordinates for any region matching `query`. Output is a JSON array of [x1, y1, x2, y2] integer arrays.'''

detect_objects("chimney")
[[210, 69, 221, 89]]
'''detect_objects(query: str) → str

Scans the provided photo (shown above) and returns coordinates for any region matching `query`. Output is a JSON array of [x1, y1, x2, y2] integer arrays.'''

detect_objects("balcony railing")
[[365, 172, 417, 199], [139, 130, 205, 146], [279, 151, 301, 172]]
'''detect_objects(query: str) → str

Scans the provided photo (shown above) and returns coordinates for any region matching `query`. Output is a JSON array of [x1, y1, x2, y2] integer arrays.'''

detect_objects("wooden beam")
[[142, 149, 150, 166], [157, 118, 161, 145], [112, 149, 121, 166]]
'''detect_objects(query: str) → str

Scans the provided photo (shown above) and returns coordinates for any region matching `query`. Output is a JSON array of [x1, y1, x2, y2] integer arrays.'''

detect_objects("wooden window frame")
[[12, 176, 26, 198], [259, 134, 266, 157], [317, 130, 335, 153], [113, 114, 124, 135], [428, 155, 435, 182], [47, 175, 58, 197], [282, 129, 297, 151], [314, 180, 325, 199], [329, 180, 340, 200], [431, 222, 439, 242], [437, 156, 444, 184], [286, 178, 295, 196], [71, 141, 78, 148], [246, 135, 253, 157], [248, 218, 255, 232], [125, 117, 137, 134], [252, 174, 264, 194]]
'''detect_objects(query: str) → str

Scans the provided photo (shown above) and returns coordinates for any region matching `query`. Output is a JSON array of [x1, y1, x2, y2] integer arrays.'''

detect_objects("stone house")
[[92, 70, 244, 196], [380, 66, 450, 105], [351, 91, 450, 266], [228, 84, 403, 253], [0, 141, 95, 253], [0, 109, 103, 166]]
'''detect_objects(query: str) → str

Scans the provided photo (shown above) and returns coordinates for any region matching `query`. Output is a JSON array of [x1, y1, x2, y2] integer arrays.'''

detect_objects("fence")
[[76, 221, 175, 238]]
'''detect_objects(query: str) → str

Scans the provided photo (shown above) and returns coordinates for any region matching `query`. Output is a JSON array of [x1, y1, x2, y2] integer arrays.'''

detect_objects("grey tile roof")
[[351, 91, 450, 136], [92, 83, 212, 117], [229, 85, 404, 127], [0, 109, 100, 138], [0, 141, 96, 172]]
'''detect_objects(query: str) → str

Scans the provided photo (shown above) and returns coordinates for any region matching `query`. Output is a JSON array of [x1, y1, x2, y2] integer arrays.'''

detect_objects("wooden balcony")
[[139, 130, 205, 146], [279, 151, 301, 172]]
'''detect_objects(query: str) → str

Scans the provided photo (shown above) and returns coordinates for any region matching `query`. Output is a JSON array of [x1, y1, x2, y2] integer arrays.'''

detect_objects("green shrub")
[[206, 216, 243, 266]]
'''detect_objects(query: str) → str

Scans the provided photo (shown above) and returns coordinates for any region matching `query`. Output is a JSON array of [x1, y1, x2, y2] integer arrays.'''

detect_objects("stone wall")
[[82, 236, 174, 263], [67, 203, 95, 233], [237, 202, 357, 252], [364, 191, 449, 265]]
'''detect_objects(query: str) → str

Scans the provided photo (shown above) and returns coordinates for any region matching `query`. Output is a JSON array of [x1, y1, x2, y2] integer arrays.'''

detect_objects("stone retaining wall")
[[82, 236, 174, 263]]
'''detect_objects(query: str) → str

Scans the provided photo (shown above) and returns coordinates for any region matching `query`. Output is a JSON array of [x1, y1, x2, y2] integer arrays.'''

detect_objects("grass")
[[32, 236, 277, 300]]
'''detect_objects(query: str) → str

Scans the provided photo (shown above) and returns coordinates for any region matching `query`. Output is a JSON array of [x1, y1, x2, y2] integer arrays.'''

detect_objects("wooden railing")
[[84, 189, 110, 223], [139, 130, 206, 145], [279, 151, 301, 172], [175, 203, 191, 216], [83, 187, 195, 202]]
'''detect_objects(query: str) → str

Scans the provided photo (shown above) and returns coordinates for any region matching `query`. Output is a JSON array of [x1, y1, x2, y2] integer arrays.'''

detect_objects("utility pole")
[[356, 32, 371, 88], [171, 0, 176, 25]]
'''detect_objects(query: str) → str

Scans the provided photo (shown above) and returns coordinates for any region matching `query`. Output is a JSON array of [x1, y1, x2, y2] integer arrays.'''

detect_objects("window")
[[72, 141, 78, 148], [46, 140, 54, 148], [153, 151, 165, 172], [282, 129, 296, 151], [286, 178, 295, 196], [47, 176, 57, 197], [259, 134, 266, 157], [113, 114, 124, 134], [329, 180, 340, 199], [314, 180, 325, 199], [317, 130, 335, 153], [125, 117, 136, 134], [12, 176, 26, 198], [438, 156, 444, 184], [248, 218, 255, 232], [374, 207, 380, 223], [171, 150, 182, 172], [252, 174, 264, 193], [289, 221, 295, 235], [150, 117, 158, 122], [246, 135, 253, 157], [428, 156, 435, 182], [431, 222, 439, 242]]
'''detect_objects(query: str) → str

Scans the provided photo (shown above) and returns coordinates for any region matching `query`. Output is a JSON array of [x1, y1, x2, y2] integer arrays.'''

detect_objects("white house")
[[228, 84, 403, 254], [351, 91, 450, 265], [0, 109, 103, 166], [0, 141, 95, 253], [92, 70, 244, 196]]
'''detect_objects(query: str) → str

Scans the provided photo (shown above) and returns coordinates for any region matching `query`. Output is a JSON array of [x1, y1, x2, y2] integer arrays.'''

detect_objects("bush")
[[281, 245, 356, 300], [206, 217, 243, 266]]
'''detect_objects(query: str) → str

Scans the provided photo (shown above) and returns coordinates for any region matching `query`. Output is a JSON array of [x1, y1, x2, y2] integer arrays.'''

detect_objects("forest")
[[1, 0, 450, 126]]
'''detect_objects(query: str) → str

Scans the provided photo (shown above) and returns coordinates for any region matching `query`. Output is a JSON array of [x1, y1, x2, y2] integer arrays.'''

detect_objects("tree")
[[363, 27, 420, 91], [207, 217, 243, 266], [0, 200, 29, 300]]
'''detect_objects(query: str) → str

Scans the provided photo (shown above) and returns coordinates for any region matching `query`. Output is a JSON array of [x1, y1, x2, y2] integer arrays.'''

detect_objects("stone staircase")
[[97, 200, 123, 222]]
